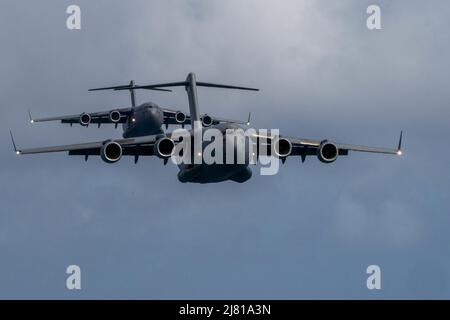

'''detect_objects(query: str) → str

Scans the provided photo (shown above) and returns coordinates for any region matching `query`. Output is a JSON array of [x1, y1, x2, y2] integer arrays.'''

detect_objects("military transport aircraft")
[[27, 80, 251, 138], [10, 72, 403, 184]]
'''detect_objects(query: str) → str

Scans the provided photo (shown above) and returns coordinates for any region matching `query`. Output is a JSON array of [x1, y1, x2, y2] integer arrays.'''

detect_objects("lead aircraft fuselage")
[[121, 103, 252, 183], [176, 123, 253, 184]]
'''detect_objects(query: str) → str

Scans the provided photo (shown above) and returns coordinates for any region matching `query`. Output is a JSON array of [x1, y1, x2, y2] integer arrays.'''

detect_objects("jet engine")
[[109, 110, 121, 123], [175, 111, 186, 124], [154, 137, 175, 158], [317, 141, 338, 163], [100, 141, 123, 163], [201, 114, 213, 127], [273, 137, 292, 158], [79, 113, 91, 126]]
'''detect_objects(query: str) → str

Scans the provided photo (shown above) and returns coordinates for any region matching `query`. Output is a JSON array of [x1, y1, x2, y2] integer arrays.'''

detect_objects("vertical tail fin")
[[185, 73, 201, 129], [129, 80, 136, 107]]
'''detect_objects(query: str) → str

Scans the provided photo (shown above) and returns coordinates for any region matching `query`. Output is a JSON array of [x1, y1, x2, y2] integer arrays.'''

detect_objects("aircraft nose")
[[145, 106, 157, 115]]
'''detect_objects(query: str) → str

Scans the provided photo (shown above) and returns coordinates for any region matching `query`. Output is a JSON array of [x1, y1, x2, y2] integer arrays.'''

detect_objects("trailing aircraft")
[[28, 80, 251, 138]]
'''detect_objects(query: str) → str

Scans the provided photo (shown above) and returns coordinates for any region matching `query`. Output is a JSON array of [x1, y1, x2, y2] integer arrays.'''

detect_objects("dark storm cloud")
[[0, 0, 449, 298]]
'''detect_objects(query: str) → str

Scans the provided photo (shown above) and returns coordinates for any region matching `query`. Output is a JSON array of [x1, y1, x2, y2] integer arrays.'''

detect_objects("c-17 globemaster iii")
[[11, 72, 403, 184]]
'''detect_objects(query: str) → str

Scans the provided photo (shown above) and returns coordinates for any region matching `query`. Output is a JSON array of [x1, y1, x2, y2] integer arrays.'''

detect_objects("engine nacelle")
[[79, 113, 91, 126], [175, 111, 186, 124], [100, 141, 123, 163], [273, 137, 292, 158], [109, 110, 121, 123], [317, 141, 338, 163], [154, 137, 175, 158], [201, 114, 213, 127]]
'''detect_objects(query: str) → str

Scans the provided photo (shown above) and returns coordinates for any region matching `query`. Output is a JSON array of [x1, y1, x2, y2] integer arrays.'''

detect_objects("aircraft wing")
[[208, 114, 251, 126], [29, 108, 133, 126], [160, 108, 189, 125], [289, 135, 401, 154], [11, 133, 162, 157], [162, 108, 251, 126], [260, 131, 403, 161]]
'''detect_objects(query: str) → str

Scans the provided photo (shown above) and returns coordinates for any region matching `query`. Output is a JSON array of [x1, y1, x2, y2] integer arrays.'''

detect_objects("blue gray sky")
[[1, 0, 449, 299]]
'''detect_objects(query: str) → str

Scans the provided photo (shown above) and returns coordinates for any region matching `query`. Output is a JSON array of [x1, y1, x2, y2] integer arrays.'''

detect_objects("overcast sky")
[[1, 0, 450, 299]]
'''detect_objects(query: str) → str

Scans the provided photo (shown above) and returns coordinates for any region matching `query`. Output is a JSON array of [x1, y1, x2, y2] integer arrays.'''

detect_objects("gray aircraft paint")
[[11, 72, 401, 184], [122, 103, 164, 138]]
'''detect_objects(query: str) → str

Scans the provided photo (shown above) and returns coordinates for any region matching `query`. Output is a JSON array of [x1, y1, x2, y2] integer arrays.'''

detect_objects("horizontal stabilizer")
[[196, 82, 259, 91], [115, 81, 259, 92], [89, 84, 172, 92]]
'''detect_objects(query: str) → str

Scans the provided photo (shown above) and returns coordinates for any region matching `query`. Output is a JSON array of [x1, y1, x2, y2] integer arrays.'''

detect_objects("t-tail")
[[111, 72, 259, 128], [88, 80, 172, 108]]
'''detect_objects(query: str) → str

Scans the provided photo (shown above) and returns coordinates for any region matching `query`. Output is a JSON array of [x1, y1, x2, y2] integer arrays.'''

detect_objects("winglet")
[[9, 130, 21, 155], [28, 109, 34, 123], [247, 112, 252, 126], [397, 131, 403, 155]]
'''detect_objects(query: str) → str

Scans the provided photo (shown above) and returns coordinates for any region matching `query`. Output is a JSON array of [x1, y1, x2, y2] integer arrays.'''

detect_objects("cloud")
[[0, 0, 449, 298]]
